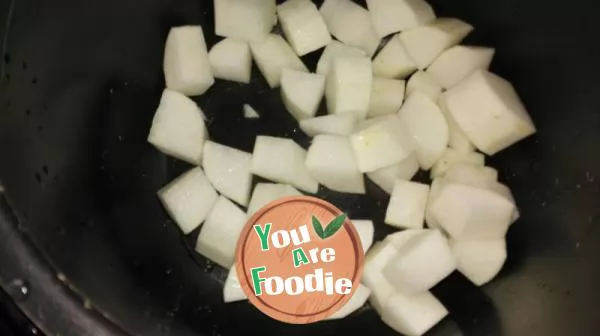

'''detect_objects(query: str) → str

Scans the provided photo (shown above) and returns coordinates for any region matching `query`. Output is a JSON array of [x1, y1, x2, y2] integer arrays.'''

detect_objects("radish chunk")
[[366, 0, 436, 38], [327, 284, 371, 319], [224, 264, 247, 303], [148, 90, 208, 165], [363, 241, 399, 311], [214, 0, 276, 43], [444, 70, 537, 155], [281, 69, 325, 121], [299, 114, 357, 137], [202, 141, 253, 207], [431, 148, 484, 178], [427, 45, 495, 89], [444, 163, 498, 187], [164, 26, 214, 96], [250, 34, 308, 88], [195, 196, 247, 268], [277, 0, 332, 56], [247, 183, 302, 216], [316, 41, 367, 75], [350, 115, 416, 172], [326, 56, 373, 119], [385, 229, 427, 249], [158, 168, 218, 234], [383, 230, 456, 295], [398, 92, 449, 169], [385, 180, 430, 229], [243, 104, 260, 119], [406, 71, 442, 102], [306, 135, 365, 194], [438, 93, 475, 153], [320, 0, 380, 56], [400, 18, 473, 69], [367, 154, 419, 194], [352, 220, 375, 253], [372, 35, 417, 79], [381, 291, 448, 336], [425, 178, 445, 231], [451, 239, 507, 286], [251, 136, 319, 193], [369, 78, 406, 118], [208, 38, 252, 84]]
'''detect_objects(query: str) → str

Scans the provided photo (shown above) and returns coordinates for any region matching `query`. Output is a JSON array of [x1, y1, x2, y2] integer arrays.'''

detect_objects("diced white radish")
[[425, 178, 445, 231], [277, 0, 332, 56], [383, 229, 456, 295], [195, 196, 247, 268], [385, 229, 427, 249], [350, 115, 416, 172], [243, 104, 260, 119], [444, 163, 498, 187], [438, 93, 475, 153], [316, 41, 367, 75], [326, 56, 372, 120], [367, 153, 419, 194], [281, 69, 326, 121], [406, 71, 442, 102], [444, 70, 537, 155], [427, 45, 495, 89], [208, 38, 252, 84], [250, 34, 308, 88], [399, 18, 473, 69], [385, 180, 430, 229], [327, 284, 371, 319], [148, 90, 208, 165], [430, 148, 484, 178], [488, 182, 520, 223], [372, 35, 417, 79], [362, 241, 398, 311], [430, 184, 514, 240], [319, 0, 380, 55], [299, 114, 357, 137], [398, 92, 449, 169], [214, 0, 276, 43], [158, 167, 218, 234], [164, 26, 214, 96], [251, 136, 319, 193], [202, 141, 253, 206], [367, 0, 436, 38], [247, 183, 302, 216], [224, 264, 247, 303], [381, 291, 448, 336], [451, 239, 507, 286], [306, 135, 365, 194], [352, 220, 375, 253], [369, 78, 406, 118]]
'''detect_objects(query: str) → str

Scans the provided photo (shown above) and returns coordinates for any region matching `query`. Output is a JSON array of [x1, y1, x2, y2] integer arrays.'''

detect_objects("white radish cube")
[[372, 35, 417, 79], [224, 264, 247, 303], [425, 178, 445, 231], [367, 153, 419, 194], [400, 18, 473, 69], [281, 69, 325, 120], [196, 196, 247, 268], [158, 167, 218, 234], [444, 70, 537, 155], [299, 114, 357, 137], [316, 41, 367, 75], [385, 229, 427, 249], [385, 180, 430, 229], [326, 56, 372, 119], [431, 148, 484, 178], [381, 291, 448, 336], [352, 220, 375, 253], [398, 92, 449, 169], [208, 38, 252, 84], [367, 0, 436, 37], [306, 135, 365, 194], [362, 241, 399, 311], [247, 183, 302, 216], [277, 0, 332, 56], [243, 104, 260, 119], [148, 90, 208, 165], [250, 34, 308, 88], [406, 71, 442, 102], [444, 163, 498, 187], [327, 284, 371, 319], [350, 115, 416, 172], [251, 136, 319, 193], [202, 141, 253, 207], [438, 93, 475, 153], [214, 0, 276, 43], [383, 229, 456, 295], [488, 182, 520, 223], [164, 26, 214, 96], [320, 0, 380, 56], [369, 78, 406, 118], [430, 184, 514, 240], [427, 45, 495, 89], [451, 239, 507, 286]]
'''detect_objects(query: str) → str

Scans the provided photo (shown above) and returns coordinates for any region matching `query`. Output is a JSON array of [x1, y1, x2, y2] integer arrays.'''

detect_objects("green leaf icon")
[[312, 214, 347, 240], [312, 216, 325, 239]]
